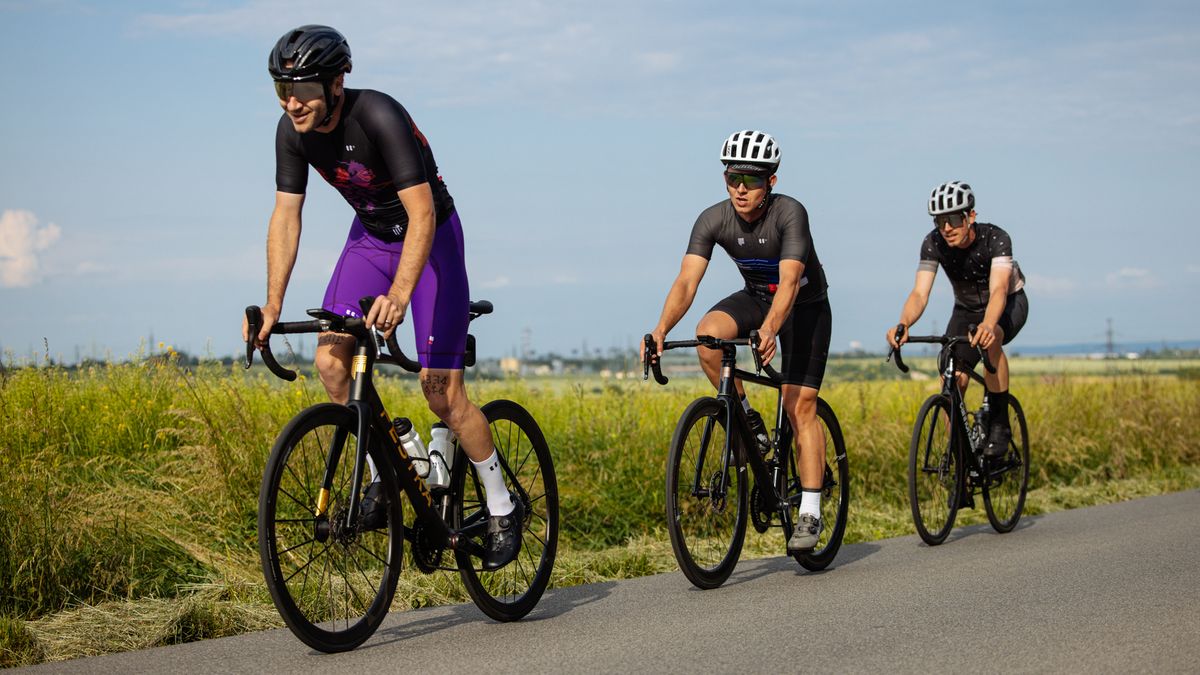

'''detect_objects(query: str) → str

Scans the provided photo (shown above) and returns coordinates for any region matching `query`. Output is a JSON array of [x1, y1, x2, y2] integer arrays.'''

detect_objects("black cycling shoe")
[[483, 497, 525, 570], [745, 409, 771, 455], [983, 425, 1011, 459], [359, 481, 388, 531]]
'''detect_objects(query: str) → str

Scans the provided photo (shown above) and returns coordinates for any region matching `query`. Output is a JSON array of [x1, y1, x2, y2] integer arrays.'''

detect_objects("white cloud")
[[480, 275, 510, 289], [1187, 264, 1200, 275], [636, 51, 682, 74], [126, 3, 1200, 148], [1024, 273, 1079, 296], [0, 209, 61, 288], [1105, 267, 1161, 290], [552, 275, 578, 285]]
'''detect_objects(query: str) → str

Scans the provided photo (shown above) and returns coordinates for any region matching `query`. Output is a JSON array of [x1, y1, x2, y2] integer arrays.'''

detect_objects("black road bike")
[[246, 298, 558, 652], [644, 332, 849, 589], [889, 325, 1030, 546]]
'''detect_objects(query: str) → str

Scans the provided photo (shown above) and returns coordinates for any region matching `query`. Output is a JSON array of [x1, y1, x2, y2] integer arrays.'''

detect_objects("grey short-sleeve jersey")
[[918, 222, 1025, 311], [686, 194, 827, 304]]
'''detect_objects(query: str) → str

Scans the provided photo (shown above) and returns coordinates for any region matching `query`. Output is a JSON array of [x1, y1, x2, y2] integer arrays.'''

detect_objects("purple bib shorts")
[[322, 211, 470, 370]]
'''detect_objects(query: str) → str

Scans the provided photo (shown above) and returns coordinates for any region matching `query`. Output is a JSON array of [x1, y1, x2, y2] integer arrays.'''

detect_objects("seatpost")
[[717, 343, 738, 397]]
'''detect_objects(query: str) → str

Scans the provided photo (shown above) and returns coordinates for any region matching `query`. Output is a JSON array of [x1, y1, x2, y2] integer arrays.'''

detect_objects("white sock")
[[799, 489, 821, 517], [471, 450, 514, 516], [367, 455, 379, 484], [740, 395, 752, 413]]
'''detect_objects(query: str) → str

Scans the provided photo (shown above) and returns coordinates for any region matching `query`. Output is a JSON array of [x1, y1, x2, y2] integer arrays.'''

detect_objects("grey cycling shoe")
[[483, 497, 525, 570], [787, 513, 823, 553]]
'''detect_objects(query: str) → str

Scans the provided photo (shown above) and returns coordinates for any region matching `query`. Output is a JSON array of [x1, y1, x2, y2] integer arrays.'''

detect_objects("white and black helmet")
[[928, 180, 975, 215], [720, 130, 781, 173]]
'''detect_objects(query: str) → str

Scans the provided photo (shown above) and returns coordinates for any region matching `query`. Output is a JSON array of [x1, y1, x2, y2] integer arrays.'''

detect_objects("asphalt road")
[[21, 490, 1200, 674]]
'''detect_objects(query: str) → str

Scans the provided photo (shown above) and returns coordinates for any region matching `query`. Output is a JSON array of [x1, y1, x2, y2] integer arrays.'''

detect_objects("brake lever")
[[888, 323, 910, 373], [749, 329, 764, 374], [642, 333, 668, 385], [244, 306, 262, 369]]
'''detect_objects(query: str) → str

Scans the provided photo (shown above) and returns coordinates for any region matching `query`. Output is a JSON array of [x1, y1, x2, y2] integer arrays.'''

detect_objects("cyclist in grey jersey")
[[687, 194, 828, 303], [887, 181, 1029, 457], [649, 130, 833, 554]]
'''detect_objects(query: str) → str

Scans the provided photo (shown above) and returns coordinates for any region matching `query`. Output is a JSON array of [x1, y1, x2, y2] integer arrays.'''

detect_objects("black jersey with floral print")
[[275, 89, 455, 241]]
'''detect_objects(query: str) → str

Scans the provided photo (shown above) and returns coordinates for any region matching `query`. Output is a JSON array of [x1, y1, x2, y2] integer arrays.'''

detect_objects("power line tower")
[[1106, 318, 1115, 358]]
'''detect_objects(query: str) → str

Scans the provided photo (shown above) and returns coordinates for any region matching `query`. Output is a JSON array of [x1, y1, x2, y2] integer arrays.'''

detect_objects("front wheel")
[[791, 399, 850, 571], [665, 397, 748, 589], [908, 395, 961, 546], [259, 404, 403, 653], [984, 395, 1030, 533], [452, 400, 558, 621]]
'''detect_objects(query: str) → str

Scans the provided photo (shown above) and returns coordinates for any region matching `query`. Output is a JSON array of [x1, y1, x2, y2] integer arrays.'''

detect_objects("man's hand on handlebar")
[[755, 325, 778, 364], [364, 293, 407, 340], [887, 323, 908, 350], [970, 321, 998, 350], [243, 303, 281, 349]]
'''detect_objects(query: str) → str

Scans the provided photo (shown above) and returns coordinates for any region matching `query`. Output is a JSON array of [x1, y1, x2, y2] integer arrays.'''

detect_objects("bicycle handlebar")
[[642, 331, 783, 386], [887, 323, 997, 375], [245, 296, 430, 381]]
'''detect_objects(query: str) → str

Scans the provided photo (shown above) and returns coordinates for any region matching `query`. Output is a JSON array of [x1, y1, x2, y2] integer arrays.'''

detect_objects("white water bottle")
[[426, 422, 455, 490], [393, 417, 430, 478]]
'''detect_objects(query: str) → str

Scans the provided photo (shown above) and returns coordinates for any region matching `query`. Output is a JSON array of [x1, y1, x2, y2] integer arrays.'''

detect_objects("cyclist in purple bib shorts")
[[242, 25, 521, 568]]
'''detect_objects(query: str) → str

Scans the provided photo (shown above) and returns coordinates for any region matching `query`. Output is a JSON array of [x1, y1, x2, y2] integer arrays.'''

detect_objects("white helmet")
[[928, 180, 975, 215], [720, 130, 781, 172]]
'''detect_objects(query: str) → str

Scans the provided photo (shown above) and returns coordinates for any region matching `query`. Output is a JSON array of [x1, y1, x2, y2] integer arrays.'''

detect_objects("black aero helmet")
[[268, 25, 352, 82]]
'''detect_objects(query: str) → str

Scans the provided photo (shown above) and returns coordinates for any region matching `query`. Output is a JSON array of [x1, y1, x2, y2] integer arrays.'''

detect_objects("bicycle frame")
[[246, 304, 489, 560], [892, 326, 1000, 484], [648, 334, 795, 520]]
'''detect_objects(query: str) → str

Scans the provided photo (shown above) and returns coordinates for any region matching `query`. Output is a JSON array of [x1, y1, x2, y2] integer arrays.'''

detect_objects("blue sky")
[[2, 0, 1198, 362]]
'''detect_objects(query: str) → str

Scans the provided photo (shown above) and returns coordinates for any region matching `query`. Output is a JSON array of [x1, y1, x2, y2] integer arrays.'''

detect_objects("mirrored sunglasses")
[[274, 80, 325, 102], [933, 211, 969, 229], [725, 172, 768, 189]]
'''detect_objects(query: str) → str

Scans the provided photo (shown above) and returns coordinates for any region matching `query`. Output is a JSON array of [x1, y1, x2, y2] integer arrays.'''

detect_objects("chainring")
[[409, 520, 445, 574], [749, 483, 772, 533]]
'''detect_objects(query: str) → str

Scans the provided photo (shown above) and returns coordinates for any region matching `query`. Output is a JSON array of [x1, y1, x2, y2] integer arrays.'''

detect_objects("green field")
[[2, 356, 1198, 666]]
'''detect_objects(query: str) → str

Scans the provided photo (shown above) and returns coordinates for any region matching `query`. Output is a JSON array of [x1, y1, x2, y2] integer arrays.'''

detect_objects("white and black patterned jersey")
[[918, 222, 1025, 312], [686, 194, 827, 304]]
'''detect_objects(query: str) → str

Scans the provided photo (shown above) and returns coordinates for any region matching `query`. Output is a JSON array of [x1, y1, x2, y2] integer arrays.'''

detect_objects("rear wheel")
[[259, 403, 402, 653], [453, 400, 558, 621], [665, 397, 748, 589], [791, 400, 850, 571], [908, 395, 961, 546], [984, 396, 1030, 533]]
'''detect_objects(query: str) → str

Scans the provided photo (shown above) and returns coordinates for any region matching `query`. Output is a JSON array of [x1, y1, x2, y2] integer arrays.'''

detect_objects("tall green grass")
[[1, 357, 1198, 665]]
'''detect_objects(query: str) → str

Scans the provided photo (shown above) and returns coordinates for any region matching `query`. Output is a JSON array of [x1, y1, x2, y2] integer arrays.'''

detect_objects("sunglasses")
[[725, 172, 769, 190], [933, 211, 969, 229], [274, 80, 326, 102]]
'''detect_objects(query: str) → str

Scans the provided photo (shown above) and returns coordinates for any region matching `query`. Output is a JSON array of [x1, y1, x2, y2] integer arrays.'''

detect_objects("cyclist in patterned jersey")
[[647, 130, 833, 553], [886, 180, 1029, 457], [241, 25, 521, 568]]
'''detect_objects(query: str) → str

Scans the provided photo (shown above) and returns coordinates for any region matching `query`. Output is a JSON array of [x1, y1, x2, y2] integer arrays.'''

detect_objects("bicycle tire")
[[665, 397, 748, 589], [453, 399, 558, 621], [259, 403, 403, 653], [984, 395, 1030, 533], [792, 399, 850, 571], [908, 394, 961, 545]]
